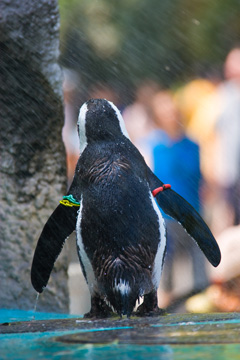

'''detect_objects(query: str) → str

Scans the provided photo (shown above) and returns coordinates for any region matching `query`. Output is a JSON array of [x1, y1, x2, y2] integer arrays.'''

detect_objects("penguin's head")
[[77, 98, 130, 153]]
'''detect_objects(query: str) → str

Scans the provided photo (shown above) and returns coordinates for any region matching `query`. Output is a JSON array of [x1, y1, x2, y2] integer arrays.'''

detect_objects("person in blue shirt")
[[153, 135, 201, 212], [149, 90, 208, 309]]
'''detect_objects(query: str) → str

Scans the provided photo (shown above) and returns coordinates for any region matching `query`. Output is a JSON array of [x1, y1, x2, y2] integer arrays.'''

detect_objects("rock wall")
[[0, 0, 69, 312]]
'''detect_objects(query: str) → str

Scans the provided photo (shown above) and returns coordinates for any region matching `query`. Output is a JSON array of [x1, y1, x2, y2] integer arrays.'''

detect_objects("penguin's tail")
[[104, 278, 138, 317], [113, 279, 138, 317], [99, 257, 152, 317]]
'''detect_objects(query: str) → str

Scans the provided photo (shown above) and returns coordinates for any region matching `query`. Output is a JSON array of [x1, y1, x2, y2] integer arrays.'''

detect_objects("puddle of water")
[[173, 344, 240, 360], [1, 310, 240, 359], [151, 318, 240, 327], [0, 309, 81, 323], [1, 331, 240, 360]]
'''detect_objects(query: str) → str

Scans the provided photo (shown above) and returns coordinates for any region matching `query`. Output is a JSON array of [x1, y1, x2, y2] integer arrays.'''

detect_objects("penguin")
[[31, 98, 221, 318]]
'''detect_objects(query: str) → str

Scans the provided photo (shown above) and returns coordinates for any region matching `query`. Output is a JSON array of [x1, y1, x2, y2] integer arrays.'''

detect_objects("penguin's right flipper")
[[147, 169, 221, 267], [31, 204, 78, 293]]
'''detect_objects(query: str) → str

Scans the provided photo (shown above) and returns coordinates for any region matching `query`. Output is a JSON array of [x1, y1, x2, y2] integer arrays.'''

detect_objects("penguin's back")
[[76, 140, 166, 313], [79, 141, 158, 247]]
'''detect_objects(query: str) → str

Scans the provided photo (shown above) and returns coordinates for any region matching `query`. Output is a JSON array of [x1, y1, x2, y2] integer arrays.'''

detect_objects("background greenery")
[[59, 0, 240, 102]]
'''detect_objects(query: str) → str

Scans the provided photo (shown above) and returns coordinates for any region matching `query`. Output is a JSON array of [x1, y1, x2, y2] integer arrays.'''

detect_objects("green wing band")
[[59, 194, 80, 207]]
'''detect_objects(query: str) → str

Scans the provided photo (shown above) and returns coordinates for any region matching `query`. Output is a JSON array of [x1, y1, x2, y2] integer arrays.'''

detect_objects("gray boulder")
[[0, 0, 69, 312]]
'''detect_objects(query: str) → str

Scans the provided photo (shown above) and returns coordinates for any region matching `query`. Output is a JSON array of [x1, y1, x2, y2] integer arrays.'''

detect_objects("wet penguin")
[[31, 98, 221, 318]]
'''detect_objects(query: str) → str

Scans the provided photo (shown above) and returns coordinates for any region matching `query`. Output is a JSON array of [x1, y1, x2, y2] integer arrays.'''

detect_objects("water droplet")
[[32, 292, 40, 320]]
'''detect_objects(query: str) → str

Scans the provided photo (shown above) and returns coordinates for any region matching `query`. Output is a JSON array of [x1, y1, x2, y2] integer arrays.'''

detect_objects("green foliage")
[[58, 0, 240, 93]]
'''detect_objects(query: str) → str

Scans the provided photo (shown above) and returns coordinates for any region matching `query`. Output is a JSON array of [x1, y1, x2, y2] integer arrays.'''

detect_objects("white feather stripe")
[[77, 102, 88, 154], [114, 279, 131, 295], [76, 198, 97, 295], [150, 192, 167, 289], [107, 100, 131, 139]]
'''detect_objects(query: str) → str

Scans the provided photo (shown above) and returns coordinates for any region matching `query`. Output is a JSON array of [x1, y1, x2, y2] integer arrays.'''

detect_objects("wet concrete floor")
[[1, 311, 240, 359]]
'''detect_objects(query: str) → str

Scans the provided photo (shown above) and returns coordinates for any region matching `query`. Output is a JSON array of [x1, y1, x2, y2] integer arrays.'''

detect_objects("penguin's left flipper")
[[147, 169, 221, 267], [31, 204, 78, 293]]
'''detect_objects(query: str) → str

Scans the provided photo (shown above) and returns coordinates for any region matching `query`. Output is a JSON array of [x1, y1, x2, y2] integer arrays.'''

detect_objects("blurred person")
[[175, 63, 240, 236], [175, 77, 220, 181], [88, 82, 121, 109], [176, 78, 217, 130], [175, 78, 228, 235], [152, 91, 201, 212], [188, 48, 240, 236], [62, 69, 81, 185], [146, 90, 208, 309], [122, 79, 160, 145], [186, 225, 240, 313], [213, 47, 240, 227]]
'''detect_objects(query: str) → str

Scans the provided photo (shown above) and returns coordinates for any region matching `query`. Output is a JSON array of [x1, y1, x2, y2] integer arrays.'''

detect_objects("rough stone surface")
[[1, 312, 240, 344], [0, 0, 69, 312]]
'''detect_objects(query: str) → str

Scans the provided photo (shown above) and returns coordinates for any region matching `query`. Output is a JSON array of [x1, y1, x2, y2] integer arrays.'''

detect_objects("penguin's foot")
[[84, 295, 114, 319], [135, 291, 167, 317], [135, 306, 167, 317]]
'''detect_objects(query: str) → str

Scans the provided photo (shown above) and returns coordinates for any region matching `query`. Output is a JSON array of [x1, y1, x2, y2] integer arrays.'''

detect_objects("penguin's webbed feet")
[[84, 295, 114, 319], [135, 291, 167, 317], [135, 306, 167, 317]]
